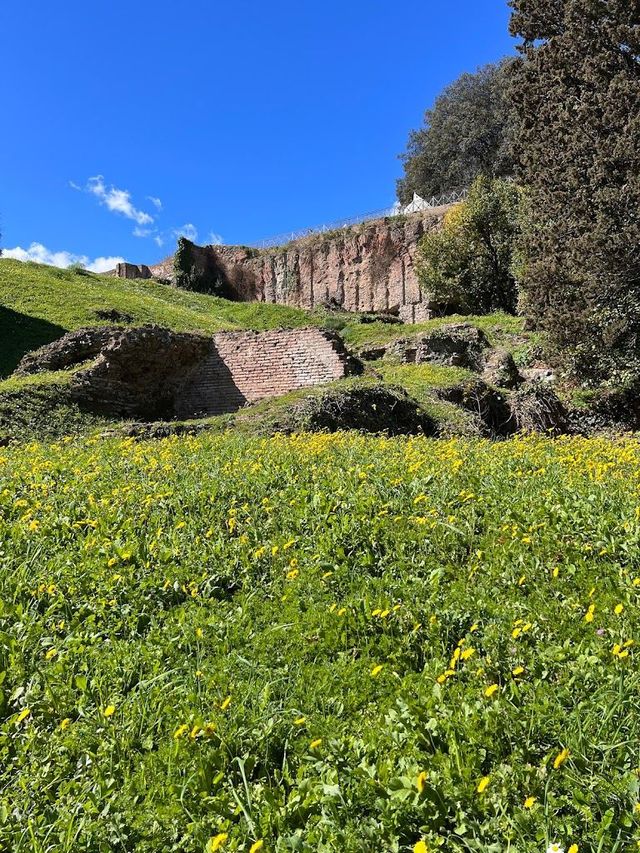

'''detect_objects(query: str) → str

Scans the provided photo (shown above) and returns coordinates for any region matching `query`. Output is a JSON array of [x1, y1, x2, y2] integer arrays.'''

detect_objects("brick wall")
[[177, 328, 355, 418], [71, 326, 356, 420]]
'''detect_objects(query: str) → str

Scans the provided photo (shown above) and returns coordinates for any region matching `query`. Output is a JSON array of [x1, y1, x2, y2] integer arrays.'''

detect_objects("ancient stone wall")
[[149, 208, 450, 320], [177, 328, 356, 417], [67, 325, 356, 420]]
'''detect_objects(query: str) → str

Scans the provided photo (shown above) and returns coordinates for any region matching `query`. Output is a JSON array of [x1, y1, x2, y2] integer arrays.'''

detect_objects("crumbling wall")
[[149, 208, 451, 319], [177, 328, 357, 417], [67, 325, 357, 420]]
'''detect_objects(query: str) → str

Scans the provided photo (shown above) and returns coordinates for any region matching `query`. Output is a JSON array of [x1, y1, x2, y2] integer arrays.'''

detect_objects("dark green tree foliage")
[[397, 60, 516, 204], [416, 176, 521, 315], [510, 0, 640, 383]]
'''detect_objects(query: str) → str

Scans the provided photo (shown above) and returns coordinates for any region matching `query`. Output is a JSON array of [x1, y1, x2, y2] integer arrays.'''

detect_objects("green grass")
[[375, 363, 473, 396], [0, 259, 320, 377], [340, 312, 525, 351], [1, 432, 639, 851]]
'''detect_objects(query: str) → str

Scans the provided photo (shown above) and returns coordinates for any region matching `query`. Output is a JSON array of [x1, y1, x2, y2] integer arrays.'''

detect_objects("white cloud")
[[87, 255, 126, 273], [147, 196, 162, 210], [133, 226, 154, 238], [85, 175, 154, 226], [207, 232, 224, 246], [154, 235, 164, 247], [173, 223, 198, 241], [2, 242, 124, 273]]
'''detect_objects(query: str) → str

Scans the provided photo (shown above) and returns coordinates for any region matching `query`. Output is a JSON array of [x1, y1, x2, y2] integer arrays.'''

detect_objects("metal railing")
[[249, 188, 468, 250]]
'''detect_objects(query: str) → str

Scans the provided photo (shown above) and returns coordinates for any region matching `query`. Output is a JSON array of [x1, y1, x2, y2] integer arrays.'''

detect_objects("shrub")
[[416, 176, 521, 315]]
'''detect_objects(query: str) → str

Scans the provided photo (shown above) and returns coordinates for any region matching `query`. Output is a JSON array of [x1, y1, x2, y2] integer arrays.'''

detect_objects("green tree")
[[397, 59, 516, 204], [509, 0, 640, 384], [416, 176, 521, 315]]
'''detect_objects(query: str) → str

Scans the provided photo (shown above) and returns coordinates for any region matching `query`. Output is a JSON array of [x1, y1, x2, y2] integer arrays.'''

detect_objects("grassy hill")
[[0, 259, 319, 377]]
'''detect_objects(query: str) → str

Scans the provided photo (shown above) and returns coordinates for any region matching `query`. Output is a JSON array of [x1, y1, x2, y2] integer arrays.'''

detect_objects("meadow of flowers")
[[1, 432, 639, 852]]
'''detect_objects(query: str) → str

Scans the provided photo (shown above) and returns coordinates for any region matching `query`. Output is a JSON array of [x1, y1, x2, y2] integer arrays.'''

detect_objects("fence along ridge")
[[249, 188, 468, 250]]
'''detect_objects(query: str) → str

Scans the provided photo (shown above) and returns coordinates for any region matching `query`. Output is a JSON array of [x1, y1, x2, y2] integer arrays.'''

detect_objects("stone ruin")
[[18, 325, 361, 420], [114, 208, 452, 323]]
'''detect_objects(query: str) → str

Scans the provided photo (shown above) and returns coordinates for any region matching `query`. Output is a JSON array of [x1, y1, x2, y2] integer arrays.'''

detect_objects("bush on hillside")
[[416, 176, 521, 315]]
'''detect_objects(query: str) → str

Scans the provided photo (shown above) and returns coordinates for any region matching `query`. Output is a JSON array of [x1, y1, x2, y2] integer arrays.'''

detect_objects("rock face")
[[366, 323, 491, 371], [16, 327, 121, 375], [147, 209, 451, 321], [66, 325, 359, 420], [482, 348, 522, 388]]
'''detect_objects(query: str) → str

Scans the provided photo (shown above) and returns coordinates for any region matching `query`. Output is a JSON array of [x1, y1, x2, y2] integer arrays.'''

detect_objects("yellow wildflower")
[[614, 603, 624, 615], [413, 842, 428, 853], [512, 666, 525, 677], [220, 696, 232, 711], [15, 708, 31, 724], [45, 648, 58, 660], [553, 748, 570, 769], [103, 704, 116, 718], [209, 833, 228, 852], [294, 716, 306, 725], [370, 664, 384, 677], [60, 717, 71, 731], [476, 775, 490, 793], [174, 724, 189, 739], [416, 770, 427, 793], [250, 842, 264, 853], [310, 738, 322, 749], [484, 684, 499, 698], [524, 795, 536, 809], [568, 845, 578, 853]]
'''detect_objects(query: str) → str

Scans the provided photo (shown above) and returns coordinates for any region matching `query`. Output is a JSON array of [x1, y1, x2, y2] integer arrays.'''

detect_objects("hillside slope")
[[0, 259, 319, 377]]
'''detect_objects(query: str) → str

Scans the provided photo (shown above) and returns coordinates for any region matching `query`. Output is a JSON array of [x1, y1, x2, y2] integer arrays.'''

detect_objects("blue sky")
[[1, 0, 515, 271]]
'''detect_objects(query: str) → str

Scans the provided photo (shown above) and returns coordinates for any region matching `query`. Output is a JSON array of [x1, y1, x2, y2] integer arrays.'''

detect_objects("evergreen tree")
[[397, 59, 516, 204], [510, 0, 640, 383]]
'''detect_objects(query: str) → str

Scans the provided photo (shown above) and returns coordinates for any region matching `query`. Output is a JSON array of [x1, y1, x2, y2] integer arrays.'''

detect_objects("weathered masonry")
[[138, 208, 451, 322], [25, 325, 359, 419]]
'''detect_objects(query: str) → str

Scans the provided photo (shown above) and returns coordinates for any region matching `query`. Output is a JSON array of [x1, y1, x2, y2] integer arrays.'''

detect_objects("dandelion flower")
[[250, 842, 264, 853], [310, 738, 322, 750], [484, 684, 499, 698], [15, 708, 31, 724], [220, 696, 232, 711], [103, 705, 116, 718], [416, 770, 427, 793], [524, 795, 536, 809], [614, 603, 624, 615], [209, 833, 228, 852], [553, 747, 570, 769], [173, 724, 189, 739], [60, 717, 71, 731], [476, 775, 490, 793], [370, 664, 384, 677], [413, 842, 428, 853], [568, 845, 578, 853], [45, 648, 58, 660]]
